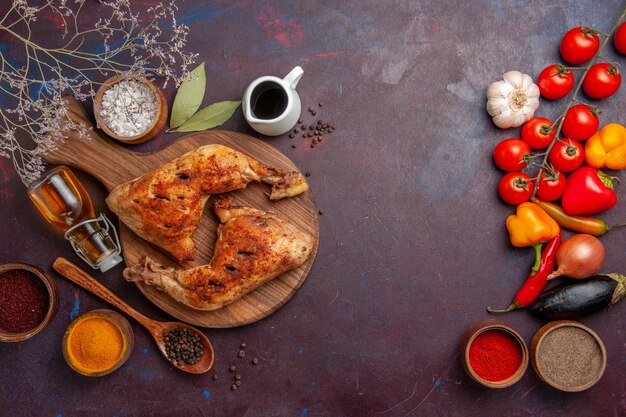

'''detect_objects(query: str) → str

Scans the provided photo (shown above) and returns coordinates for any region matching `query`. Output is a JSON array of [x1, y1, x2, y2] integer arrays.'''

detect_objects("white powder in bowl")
[[100, 79, 158, 137]]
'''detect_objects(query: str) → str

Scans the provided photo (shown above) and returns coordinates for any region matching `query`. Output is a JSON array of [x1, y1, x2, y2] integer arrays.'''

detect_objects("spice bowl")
[[531, 320, 606, 392], [93, 74, 167, 144], [459, 319, 529, 389], [62, 309, 134, 377], [0, 263, 58, 343]]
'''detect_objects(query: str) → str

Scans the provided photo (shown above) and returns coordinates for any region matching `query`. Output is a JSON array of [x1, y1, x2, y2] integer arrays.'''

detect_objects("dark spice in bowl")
[[533, 322, 605, 391], [0, 269, 50, 333]]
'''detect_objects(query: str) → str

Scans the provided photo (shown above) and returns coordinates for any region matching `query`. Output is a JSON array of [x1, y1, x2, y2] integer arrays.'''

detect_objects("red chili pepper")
[[487, 230, 562, 313]]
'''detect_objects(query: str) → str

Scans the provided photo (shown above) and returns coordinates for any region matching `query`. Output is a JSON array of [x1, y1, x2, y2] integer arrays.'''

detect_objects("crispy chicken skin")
[[106, 144, 308, 261], [123, 197, 316, 311]]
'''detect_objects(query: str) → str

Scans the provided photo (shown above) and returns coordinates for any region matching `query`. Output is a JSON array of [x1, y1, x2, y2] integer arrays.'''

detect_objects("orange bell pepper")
[[506, 202, 560, 272], [585, 123, 626, 170]]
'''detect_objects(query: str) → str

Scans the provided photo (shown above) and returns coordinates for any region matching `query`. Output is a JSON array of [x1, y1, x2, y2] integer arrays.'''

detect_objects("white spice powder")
[[100, 79, 157, 137]]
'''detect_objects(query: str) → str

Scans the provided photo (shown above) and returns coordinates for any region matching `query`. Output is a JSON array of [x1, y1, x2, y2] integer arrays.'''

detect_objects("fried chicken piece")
[[106, 144, 308, 261], [123, 197, 316, 311]]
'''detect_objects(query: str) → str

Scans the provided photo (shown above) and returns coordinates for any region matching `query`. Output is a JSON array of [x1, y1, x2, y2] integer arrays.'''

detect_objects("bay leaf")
[[169, 62, 206, 129], [174, 100, 241, 132]]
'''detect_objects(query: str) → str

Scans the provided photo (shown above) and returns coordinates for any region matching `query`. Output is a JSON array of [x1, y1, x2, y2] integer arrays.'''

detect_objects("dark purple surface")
[[1, 1, 625, 416]]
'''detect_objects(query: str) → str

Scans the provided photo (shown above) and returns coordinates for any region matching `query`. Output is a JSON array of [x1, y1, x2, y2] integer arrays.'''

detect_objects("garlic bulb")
[[486, 71, 540, 129]]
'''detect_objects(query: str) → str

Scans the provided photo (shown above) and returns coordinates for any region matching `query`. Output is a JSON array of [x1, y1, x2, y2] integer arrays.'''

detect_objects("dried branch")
[[0, 0, 197, 186]]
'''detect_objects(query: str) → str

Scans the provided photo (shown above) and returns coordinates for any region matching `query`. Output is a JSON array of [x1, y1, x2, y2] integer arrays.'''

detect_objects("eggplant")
[[529, 273, 625, 320]]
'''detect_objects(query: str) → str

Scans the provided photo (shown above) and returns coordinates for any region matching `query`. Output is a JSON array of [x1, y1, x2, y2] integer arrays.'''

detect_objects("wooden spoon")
[[52, 257, 214, 374]]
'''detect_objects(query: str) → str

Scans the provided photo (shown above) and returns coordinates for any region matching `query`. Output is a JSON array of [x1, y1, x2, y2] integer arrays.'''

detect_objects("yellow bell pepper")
[[506, 202, 560, 272], [585, 123, 626, 170]]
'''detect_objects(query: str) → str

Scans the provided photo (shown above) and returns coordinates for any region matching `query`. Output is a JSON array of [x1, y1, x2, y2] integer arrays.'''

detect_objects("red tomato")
[[583, 63, 621, 99], [615, 22, 626, 55], [536, 169, 567, 201], [498, 172, 534, 205], [549, 140, 585, 173], [521, 118, 555, 150], [537, 64, 575, 100], [493, 138, 531, 171], [561, 104, 599, 141], [560, 26, 600, 64]]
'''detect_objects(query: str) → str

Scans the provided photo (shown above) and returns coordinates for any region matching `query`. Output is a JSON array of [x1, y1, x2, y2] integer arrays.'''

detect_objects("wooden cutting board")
[[44, 97, 319, 328]]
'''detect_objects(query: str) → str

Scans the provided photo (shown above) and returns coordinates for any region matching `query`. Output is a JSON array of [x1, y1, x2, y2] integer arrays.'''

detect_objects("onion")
[[548, 234, 606, 280]]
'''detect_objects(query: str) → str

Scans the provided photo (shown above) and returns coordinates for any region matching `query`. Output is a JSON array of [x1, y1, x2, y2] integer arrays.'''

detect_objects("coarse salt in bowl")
[[94, 75, 167, 144]]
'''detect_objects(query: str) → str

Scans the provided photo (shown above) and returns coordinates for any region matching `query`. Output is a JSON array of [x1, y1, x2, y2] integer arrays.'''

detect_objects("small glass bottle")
[[28, 166, 122, 272]]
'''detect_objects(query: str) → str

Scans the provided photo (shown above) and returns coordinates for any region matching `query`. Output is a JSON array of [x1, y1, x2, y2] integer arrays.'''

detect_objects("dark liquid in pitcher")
[[251, 82, 288, 120]]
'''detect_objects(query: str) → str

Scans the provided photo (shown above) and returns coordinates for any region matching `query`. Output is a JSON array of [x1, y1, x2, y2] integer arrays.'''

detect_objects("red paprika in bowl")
[[459, 320, 529, 388]]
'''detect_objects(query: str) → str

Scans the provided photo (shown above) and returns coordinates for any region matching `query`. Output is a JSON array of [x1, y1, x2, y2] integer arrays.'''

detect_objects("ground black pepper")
[[0, 270, 49, 333], [538, 326, 603, 388], [163, 327, 203, 365]]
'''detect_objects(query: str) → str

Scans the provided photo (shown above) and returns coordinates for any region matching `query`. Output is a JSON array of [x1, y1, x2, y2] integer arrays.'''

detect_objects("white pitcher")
[[242, 66, 303, 136]]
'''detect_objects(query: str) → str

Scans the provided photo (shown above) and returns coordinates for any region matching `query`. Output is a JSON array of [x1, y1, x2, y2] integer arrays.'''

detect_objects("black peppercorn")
[[163, 327, 203, 366]]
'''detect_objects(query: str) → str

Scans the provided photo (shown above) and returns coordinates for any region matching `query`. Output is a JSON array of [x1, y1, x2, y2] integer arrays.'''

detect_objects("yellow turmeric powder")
[[66, 315, 126, 374]]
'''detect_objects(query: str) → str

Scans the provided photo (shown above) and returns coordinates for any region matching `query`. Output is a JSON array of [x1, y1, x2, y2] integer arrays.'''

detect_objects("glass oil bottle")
[[28, 166, 122, 272]]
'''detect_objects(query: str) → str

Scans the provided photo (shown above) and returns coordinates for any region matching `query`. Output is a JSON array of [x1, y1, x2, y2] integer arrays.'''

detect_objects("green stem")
[[531, 243, 543, 274], [486, 301, 522, 314]]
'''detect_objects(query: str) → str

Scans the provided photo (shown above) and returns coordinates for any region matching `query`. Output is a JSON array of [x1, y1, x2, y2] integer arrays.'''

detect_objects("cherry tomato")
[[615, 22, 626, 55], [537, 64, 575, 100], [583, 63, 621, 99], [536, 169, 567, 201], [561, 104, 599, 141], [521, 118, 555, 150], [493, 138, 531, 171], [560, 26, 599, 64], [549, 140, 585, 173], [498, 172, 534, 205]]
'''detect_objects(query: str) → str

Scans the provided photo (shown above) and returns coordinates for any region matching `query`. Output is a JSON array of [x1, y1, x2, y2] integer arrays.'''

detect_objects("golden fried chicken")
[[123, 198, 316, 311], [106, 144, 308, 261]]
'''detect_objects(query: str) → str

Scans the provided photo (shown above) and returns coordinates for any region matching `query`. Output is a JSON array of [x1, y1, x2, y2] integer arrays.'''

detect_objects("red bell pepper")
[[561, 166, 618, 216]]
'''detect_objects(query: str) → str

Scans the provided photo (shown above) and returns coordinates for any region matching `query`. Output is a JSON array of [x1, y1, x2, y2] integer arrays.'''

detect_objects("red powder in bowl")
[[469, 329, 522, 382], [0, 270, 50, 333]]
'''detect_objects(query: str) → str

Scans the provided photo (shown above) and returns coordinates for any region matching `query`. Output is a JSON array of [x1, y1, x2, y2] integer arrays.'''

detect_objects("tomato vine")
[[531, 6, 626, 198]]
